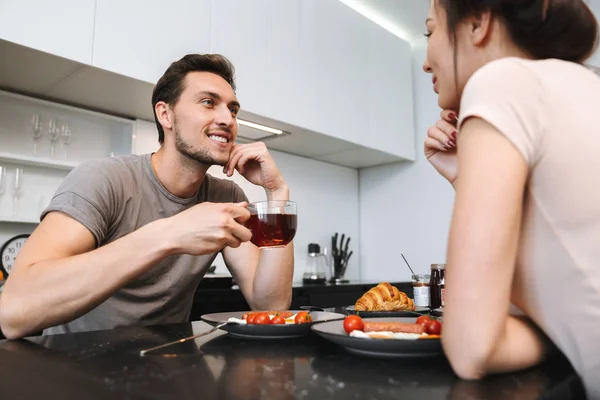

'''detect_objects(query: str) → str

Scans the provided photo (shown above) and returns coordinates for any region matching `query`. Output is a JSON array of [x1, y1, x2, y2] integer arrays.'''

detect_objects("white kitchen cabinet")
[[211, 0, 414, 161], [367, 23, 415, 160], [93, 0, 211, 84], [209, 0, 322, 139], [299, 0, 370, 147], [269, 0, 415, 161], [267, 0, 307, 130], [0, 0, 95, 64], [210, 0, 270, 117]]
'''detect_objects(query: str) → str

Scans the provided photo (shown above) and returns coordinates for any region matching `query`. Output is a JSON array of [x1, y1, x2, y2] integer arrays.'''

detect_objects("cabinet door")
[[368, 24, 415, 160], [299, 0, 369, 146], [268, 0, 307, 129], [209, 0, 270, 117], [0, 0, 95, 64], [93, 0, 211, 84]]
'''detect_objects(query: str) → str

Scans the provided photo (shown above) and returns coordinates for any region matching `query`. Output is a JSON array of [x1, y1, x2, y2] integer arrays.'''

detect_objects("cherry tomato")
[[294, 311, 313, 324], [246, 313, 257, 324], [253, 313, 272, 325], [343, 315, 364, 334], [415, 315, 431, 329], [425, 319, 442, 335], [271, 316, 286, 324]]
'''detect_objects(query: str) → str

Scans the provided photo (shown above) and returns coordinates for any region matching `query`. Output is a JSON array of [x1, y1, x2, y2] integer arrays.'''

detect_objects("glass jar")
[[411, 274, 430, 308], [429, 263, 446, 310]]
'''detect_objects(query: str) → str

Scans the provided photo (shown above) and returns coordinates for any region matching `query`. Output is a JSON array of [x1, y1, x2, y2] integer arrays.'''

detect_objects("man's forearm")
[[250, 244, 294, 310], [485, 316, 550, 374], [250, 186, 294, 310], [0, 219, 174, 339]]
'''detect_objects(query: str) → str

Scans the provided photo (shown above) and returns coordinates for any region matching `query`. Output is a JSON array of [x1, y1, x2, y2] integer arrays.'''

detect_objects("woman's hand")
[[425, 109, 459, 185]]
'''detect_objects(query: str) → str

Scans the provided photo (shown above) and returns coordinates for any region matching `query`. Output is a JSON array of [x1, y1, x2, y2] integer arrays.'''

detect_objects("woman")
[[422, 0, 600, 397]]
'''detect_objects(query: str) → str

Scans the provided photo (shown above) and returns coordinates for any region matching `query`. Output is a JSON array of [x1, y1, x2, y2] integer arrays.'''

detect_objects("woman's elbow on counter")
[[442, 335, 488, 381]]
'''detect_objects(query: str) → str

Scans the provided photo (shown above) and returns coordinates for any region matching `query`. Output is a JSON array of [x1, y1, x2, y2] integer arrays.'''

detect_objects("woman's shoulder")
[[461, 58, 546, 112], [466, 57, 541, 90], [467, 57, 596, 91]]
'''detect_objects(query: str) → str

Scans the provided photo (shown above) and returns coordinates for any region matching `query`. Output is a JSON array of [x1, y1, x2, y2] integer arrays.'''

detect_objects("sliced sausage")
[[363, 322, 425, 334]]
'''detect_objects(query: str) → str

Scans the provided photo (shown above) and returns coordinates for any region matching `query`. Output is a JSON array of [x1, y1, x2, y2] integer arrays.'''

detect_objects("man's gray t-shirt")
[[40, 153, 248, 335]]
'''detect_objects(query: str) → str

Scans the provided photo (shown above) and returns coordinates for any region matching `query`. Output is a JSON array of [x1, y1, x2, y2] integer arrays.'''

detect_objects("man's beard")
[[174, 121, 229, 167]]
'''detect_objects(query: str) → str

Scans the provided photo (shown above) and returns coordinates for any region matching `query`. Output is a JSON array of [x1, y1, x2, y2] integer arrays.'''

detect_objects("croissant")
[[354, 282, 415, 311]]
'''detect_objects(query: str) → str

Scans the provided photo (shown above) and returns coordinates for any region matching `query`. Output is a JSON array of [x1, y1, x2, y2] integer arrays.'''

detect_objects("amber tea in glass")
[[244, 201, 297, 248]]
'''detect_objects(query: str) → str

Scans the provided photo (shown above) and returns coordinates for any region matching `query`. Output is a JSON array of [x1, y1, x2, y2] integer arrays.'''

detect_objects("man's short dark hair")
[[151, 54, 236, 144]]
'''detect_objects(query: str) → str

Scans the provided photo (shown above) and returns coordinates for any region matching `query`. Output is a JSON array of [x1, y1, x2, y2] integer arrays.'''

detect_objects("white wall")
[[358, 38, 455, 282]]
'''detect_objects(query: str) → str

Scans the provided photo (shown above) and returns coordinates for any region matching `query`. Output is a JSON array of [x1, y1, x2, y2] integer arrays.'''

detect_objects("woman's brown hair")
[[436, 0, 599, 63]]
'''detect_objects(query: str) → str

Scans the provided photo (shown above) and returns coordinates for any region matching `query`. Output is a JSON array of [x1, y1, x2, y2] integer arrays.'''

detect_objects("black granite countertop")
[[0, 309, 585, 400]]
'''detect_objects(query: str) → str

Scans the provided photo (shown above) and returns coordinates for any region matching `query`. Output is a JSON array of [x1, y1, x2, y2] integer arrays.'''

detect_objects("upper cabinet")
[[367, 23, 415, 161], [0, 0, 95, 64], [298, 0, 370, 147], [0, 0, 416, 168], [208, 0, 414, 162], [92, 0, 211, 84], [209, 0, 270, 117], [267, 0, 305, 130]]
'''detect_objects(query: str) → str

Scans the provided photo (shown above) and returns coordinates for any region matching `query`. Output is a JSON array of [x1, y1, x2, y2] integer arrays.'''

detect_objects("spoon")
[[401, 253, 418, 281]]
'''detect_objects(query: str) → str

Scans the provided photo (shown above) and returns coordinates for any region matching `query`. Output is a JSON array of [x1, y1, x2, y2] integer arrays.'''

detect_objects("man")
[[0, 54, 294, 339]]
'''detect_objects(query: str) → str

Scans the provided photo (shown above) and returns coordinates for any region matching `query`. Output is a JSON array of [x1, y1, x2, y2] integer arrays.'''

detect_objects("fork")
[[139, 321, 231, 356]]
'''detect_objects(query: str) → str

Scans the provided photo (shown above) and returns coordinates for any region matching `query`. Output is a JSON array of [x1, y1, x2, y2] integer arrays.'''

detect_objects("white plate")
[[311, 317, 442, 358]]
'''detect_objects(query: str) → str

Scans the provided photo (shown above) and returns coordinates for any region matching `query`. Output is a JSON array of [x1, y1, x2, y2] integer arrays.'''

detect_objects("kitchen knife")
[[343, 237, 350, 258]]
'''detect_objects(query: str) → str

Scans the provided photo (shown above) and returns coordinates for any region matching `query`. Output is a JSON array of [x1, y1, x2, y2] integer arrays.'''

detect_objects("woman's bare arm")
[[442, 117, 549, 379]]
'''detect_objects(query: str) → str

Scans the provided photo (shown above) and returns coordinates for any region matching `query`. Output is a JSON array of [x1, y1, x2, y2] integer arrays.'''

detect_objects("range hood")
[[237, 118, 290, 142]]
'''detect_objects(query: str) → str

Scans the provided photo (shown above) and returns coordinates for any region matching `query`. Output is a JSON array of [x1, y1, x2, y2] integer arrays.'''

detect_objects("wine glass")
[[12, 168, 23, 217], [47, 118, 60, 158], [31, 114, 44, 156], [0, 165, 6, 202], [59, 122, 72, 160], [244, 200, 297, 248]]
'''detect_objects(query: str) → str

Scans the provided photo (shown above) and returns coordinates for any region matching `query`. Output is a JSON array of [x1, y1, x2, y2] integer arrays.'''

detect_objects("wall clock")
[[0, 234, 30, 278]]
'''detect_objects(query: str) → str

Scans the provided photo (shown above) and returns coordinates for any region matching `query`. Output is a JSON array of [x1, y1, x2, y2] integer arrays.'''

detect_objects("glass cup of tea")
[[244, 200, 297, 248]]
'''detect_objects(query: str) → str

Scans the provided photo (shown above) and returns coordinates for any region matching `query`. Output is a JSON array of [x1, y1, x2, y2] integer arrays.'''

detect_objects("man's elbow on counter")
[[278, 294, 293, 311], [266, 297, 292, 311], [0, 295, 30, 340], [278, 290, 293, 310], [251, 292, 292, 311]]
